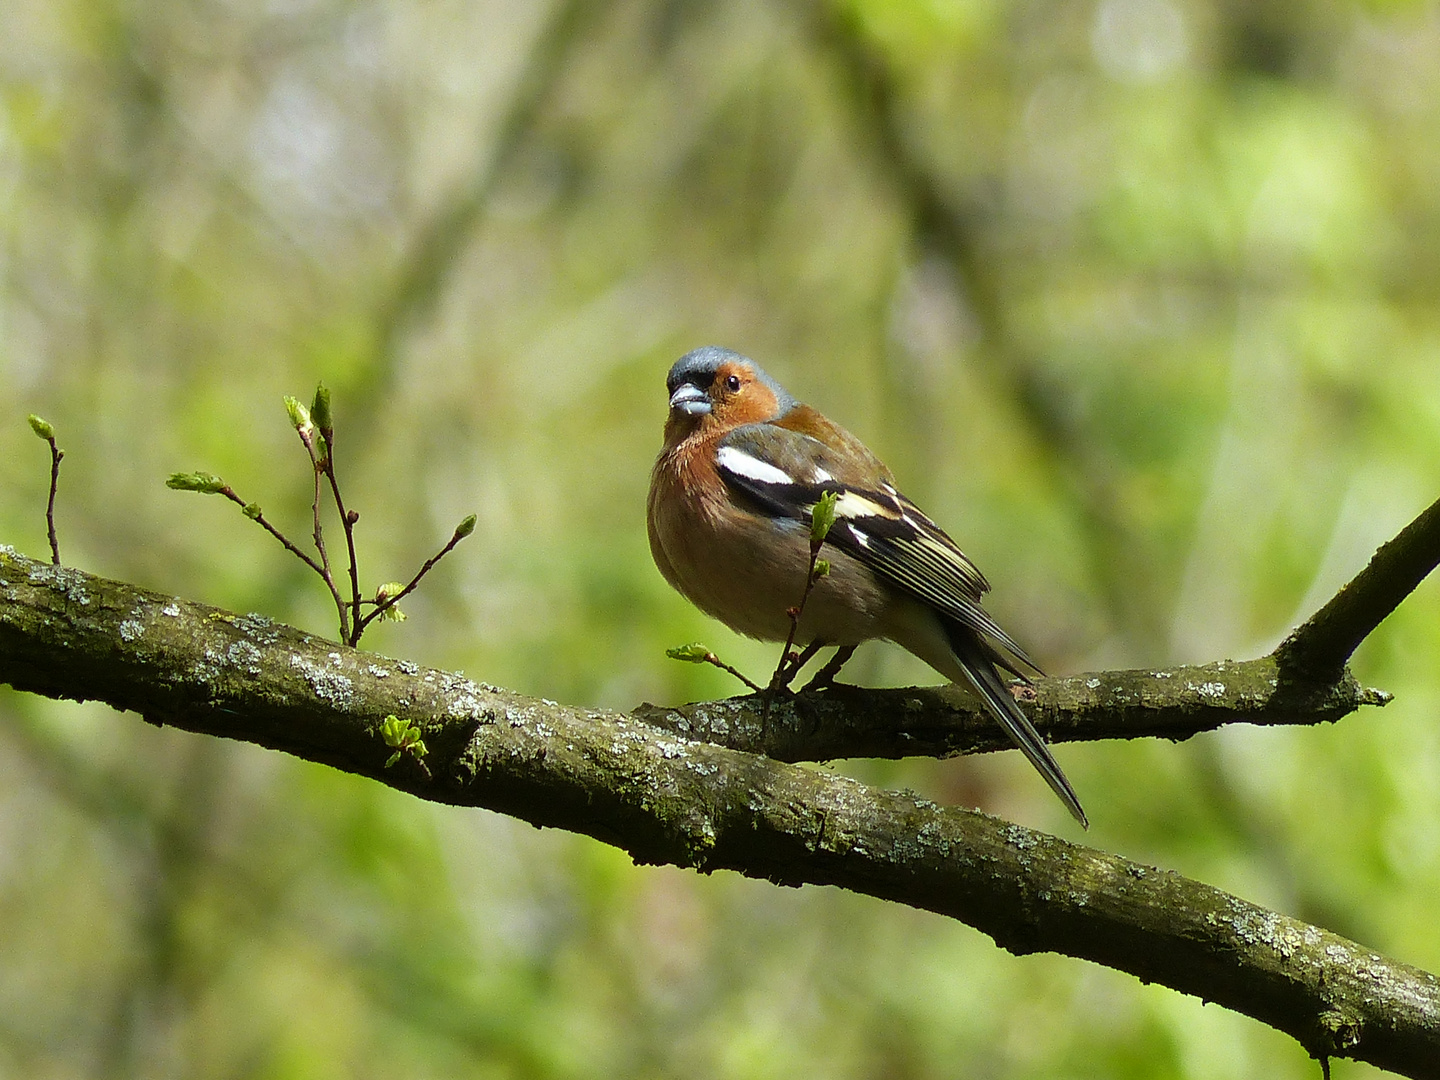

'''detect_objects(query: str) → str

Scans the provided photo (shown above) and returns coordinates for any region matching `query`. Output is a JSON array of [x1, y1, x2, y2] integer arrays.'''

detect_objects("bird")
[[647, 345, 1087, 827]]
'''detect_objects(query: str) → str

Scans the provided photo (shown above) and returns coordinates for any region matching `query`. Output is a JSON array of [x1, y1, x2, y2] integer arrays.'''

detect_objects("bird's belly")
[[661, 503, 889, 644]]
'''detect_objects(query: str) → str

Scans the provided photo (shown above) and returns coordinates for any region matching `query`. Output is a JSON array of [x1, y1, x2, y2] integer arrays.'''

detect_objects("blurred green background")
[[2, 0, 1439, 1076]]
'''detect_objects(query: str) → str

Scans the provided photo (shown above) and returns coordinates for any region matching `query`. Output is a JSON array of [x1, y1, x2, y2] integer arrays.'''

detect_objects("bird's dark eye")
[[725, 374, 741, 392]]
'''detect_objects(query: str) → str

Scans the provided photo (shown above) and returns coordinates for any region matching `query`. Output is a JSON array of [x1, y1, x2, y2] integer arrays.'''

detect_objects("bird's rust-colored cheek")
[[712, 375, 780, 426]]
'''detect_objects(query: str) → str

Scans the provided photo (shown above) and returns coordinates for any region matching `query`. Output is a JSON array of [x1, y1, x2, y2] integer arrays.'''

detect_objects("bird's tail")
[[943, 623, 1088, 829]]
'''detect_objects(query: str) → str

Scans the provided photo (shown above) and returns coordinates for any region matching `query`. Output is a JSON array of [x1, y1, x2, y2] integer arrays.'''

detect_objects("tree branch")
[[0, 544, 1435, 1076], [635, 658, 1389, 763], [1276, 493, 1440, 680]]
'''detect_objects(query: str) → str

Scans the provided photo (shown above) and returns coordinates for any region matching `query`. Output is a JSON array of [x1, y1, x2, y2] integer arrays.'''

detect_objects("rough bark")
[[1, 543, 1437, 1076]]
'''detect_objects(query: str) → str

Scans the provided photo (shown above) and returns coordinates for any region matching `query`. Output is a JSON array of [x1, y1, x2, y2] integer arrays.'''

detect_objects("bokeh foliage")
[[2, 0, 1439, 1076]]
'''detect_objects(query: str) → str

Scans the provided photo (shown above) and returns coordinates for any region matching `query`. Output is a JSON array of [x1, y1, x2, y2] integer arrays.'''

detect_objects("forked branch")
[[1276, 494, 1440, 679]]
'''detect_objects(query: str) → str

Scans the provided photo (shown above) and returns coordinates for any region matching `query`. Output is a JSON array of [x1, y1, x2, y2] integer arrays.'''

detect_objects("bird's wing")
[[715, 421, 1039, 672]]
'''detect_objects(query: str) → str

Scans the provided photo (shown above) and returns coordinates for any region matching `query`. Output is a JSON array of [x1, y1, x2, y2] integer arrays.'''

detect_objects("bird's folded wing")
[[715, 423, 1038, 671]]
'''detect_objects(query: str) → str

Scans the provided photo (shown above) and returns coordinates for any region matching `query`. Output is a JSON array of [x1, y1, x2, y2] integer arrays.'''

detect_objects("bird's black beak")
[[668, 382, 711, 416]]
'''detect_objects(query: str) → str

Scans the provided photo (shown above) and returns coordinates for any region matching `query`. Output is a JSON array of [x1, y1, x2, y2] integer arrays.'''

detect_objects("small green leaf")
[[810, 490, 838, 543], [166, 472, 228, 494], [310, 383, 333, 433], [666, 643, 712, 663], [373, 582, 407, 620], [242, 503, 262, 520], [812, 558, 831, 579], [27, 415, 54, 440], [379, 714, 427, 763], [284, 396, 311, 431], [454, 514, 477, 540]]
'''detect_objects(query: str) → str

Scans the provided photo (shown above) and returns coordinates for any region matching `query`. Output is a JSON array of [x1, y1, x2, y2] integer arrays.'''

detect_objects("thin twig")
[[318, 432, 363, 644], [43, 438, 62, 565], [297, 430, 350, 642], [763, 548, 829, 721], [701, 652, 763, 693], [771, 590, 812, 692], [1277, 493, 1440, 679], [768, 495, 838, 697], [355, 523, 474, 638], [213, 487, 325, 576]]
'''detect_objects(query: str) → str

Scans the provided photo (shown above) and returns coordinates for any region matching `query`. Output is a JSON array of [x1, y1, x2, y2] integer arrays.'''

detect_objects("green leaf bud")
[[283, 396, 311, 431], [381, 714, 409, 746], [454, 514, 477, 540], [27, 415, 54, 440], [666, 643, 712, 663], [311, 383, 333, 434], [242, 503, 262, 520], [810, 490, 838, 544], [375, 581, 408, 622], [166, 472, 228, 495]]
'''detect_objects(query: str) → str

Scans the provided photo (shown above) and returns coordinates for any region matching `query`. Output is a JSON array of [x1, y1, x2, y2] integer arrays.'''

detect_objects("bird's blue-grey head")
[[665, 346, 797, 418]]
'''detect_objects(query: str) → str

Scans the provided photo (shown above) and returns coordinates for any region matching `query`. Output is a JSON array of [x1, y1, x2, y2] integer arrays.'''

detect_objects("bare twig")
[[310, 386, 364, 643], [43, 445, 62, 565], [665, 644, 764, 693], [354, 515, 476, 638], [1276, 494, 1440, 679], [324, 457, 362, 639], [212, 486, 326, 577], [27, 415, 63, 565], [294, 427, 351, 642]]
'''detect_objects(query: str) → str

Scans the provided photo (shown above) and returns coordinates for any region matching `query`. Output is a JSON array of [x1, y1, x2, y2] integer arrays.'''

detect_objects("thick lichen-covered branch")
[[0, 545, 1436, 1076]]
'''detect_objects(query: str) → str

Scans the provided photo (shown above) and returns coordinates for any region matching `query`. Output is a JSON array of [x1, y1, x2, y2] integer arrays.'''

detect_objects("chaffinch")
[[648, 345, 1087, 827]]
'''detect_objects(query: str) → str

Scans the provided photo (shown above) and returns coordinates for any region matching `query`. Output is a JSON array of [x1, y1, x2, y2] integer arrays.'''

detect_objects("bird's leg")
[[800, 644, 857, 692]]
